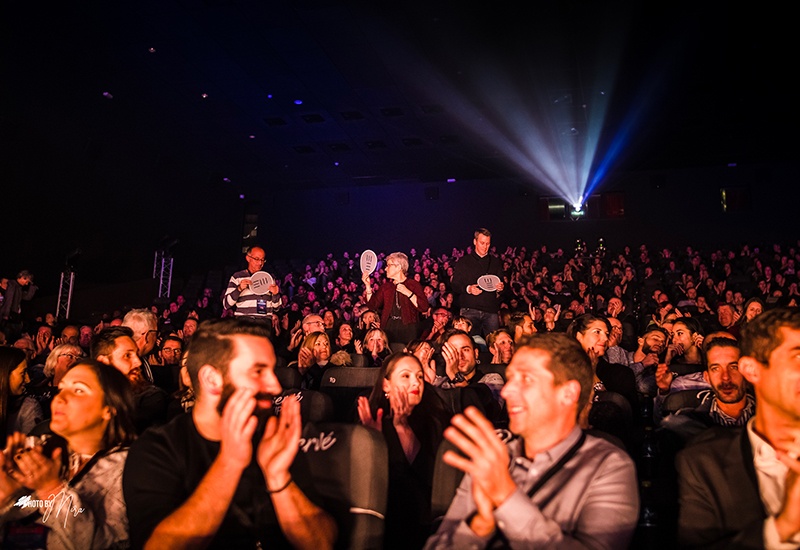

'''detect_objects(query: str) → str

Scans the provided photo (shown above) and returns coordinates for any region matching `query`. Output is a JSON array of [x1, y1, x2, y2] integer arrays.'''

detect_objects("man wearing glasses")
[[223, 246, 282, 330], [152, 335, 183, 394]]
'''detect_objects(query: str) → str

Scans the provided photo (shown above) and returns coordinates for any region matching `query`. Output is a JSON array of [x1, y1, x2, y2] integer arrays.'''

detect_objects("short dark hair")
[[517, 333, 593, 414], [704, 337, 740, 369], [443, 329, 474, 349], [452, 315, 473, 330], [91, 327, 135, 359], [160, 335, 183, 350], [474, 228, 491, 239], [184, 318, 271, 392], [508, 312, 531, 336], [741, 308, 800, 364], [642, 325, 670, 341]]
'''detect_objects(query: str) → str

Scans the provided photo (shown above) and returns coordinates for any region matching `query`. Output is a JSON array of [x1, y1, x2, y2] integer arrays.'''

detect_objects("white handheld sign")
[[360, 250, 378, 275], [477, 274, 501, 292], [250, 271, 275, 295]]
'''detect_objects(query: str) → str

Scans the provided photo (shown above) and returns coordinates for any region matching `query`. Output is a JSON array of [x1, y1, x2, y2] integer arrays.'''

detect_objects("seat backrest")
[[478, 362, 507, 381], [430, 428, 514, 523], [292, 422, 388, 550], [477, 351, 494, 366], [661, 388, 711, 414], [320, 367, 382, 422], [430, 438, 464, 523], [274, 390, 335, 423], [274, 365, 303, 390], [388, 342, 406, 354], [588, 391, 634, 447], [321, 367, 382, 388]]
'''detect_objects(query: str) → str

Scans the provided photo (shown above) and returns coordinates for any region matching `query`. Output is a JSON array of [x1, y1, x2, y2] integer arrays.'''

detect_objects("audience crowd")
[[1, 232, 799, 548]]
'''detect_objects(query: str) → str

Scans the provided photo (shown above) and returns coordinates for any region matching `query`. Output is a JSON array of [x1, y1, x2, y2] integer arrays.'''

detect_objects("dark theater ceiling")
[[2, 0, 793, 285], [5, 1, 790, 195]]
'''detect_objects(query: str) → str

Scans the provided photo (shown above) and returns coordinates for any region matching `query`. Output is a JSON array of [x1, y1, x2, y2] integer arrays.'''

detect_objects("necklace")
[[69, 452, 96, 478]]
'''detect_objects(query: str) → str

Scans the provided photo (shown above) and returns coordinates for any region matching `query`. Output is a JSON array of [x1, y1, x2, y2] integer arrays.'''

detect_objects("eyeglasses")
[[59, 353, 83, 360], [161, 348, 182, 354], [247, 255, 266, 263], [304, 320, 324, 327]]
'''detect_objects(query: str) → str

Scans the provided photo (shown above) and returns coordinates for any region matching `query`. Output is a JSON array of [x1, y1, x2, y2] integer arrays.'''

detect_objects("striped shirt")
[[223, 269, 281, 318], [709, 392, 756, 427]]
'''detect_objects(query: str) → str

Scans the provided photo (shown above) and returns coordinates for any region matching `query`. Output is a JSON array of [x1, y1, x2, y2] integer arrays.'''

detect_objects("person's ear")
[[199, 365, 223, 395], [738, 356, 761, 386], [559, 380, 581, 406]]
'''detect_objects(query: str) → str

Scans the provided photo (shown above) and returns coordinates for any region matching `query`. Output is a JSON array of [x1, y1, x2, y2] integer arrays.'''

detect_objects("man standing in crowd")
[[677, 308, 800, 547], [124, 319, 336, 549], [223, 246, 282, 326], [426, 333, 638, 548], [0, 270, 37, 340], [452, 229, 505, 337]]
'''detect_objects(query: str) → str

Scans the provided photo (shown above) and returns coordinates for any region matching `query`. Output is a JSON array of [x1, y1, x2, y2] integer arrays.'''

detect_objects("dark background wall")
[[264, 161, 798, 260]]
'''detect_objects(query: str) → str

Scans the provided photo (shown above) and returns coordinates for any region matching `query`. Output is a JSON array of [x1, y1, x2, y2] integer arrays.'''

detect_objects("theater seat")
[[428, 385, 503, 426], [273, 389, 335, 423], [274, 365, 303, 390], [479, 363, 507, 381], [430, 438, 463, 524], [430, 428, 514, 525], [589, 391, 634, 451], [661, 389, 711, 415], [320, 367, 382, 422], [292, 423, 388, 550]]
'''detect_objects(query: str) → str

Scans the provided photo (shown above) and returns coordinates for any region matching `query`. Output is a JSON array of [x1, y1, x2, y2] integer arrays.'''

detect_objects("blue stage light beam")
[[361, 14, 626, 207], [586, 32, 685, 199]]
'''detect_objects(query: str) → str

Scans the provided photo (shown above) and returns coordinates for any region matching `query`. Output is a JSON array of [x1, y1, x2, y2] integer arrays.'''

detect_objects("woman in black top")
[[358, 352, 449, 549]]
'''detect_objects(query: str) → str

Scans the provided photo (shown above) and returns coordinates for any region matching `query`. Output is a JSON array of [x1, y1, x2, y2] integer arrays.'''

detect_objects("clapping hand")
[[442, 408, 516, 534], [257, 397, 302, 492], [357, 396, 383, 432]]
